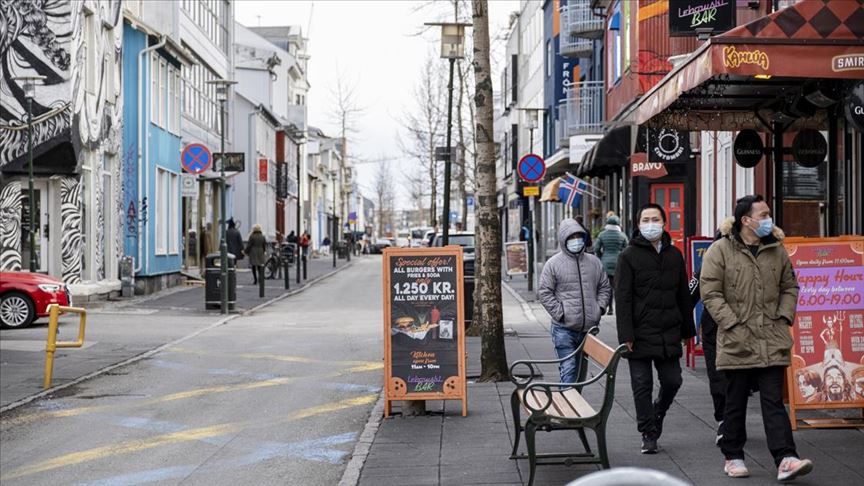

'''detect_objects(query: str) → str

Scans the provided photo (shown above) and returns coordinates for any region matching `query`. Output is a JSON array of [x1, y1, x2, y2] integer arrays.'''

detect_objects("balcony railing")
[[565, 81, 604, 136], [561, 1, 603, 39], [560, 34, 593, 58], [556, 102, 569, 148]]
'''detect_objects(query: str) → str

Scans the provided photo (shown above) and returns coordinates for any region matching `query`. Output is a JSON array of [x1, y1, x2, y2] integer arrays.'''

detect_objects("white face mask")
[[566, 238, 585, 253], [639, 223, 663, 242]]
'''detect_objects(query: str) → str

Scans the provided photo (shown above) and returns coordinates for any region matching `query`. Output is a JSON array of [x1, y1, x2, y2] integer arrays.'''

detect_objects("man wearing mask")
[[538, 218, 611, 384], [615, 203, 695, 454], [701, 195, 812, 481]]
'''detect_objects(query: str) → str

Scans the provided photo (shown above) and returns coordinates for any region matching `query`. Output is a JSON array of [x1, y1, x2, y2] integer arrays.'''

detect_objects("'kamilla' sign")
[[383, 247, 467, 417], [670, 0, 737, 37]]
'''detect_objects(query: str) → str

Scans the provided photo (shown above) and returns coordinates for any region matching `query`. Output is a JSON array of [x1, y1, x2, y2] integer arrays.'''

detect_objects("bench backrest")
[[582, 334, 614, 368]]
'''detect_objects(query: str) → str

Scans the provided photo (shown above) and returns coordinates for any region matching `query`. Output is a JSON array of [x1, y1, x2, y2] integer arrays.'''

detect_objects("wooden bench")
[[508, 327, 627, 486]]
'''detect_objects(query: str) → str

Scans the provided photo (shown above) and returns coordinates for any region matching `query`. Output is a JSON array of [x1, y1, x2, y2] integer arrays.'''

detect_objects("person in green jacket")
[[594, 214, 628, 315]]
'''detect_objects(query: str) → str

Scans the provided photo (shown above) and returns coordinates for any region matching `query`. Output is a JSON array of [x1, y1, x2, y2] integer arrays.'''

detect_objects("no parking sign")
[[517, 154, 545, 184]]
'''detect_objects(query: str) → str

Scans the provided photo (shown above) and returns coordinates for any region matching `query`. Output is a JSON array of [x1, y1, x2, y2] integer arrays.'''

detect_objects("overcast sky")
[[235, 0, 520, 209]]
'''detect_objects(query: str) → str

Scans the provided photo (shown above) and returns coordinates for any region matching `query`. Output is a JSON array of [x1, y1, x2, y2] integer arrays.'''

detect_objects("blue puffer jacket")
[[538, 219, 612, 331]]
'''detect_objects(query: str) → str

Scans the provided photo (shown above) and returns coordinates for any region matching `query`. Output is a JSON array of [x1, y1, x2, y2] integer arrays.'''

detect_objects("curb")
[[338, 391, 386, 486], [0, 259, 357, 415], [501, 279, 540, 325]]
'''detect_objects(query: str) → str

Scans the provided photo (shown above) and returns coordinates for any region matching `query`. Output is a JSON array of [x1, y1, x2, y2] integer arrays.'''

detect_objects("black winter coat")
[[614, 231, 696, 359]]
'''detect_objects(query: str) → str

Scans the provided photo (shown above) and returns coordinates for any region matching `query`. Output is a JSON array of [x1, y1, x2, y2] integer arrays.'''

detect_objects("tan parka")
[[699, 218, 799, 370]]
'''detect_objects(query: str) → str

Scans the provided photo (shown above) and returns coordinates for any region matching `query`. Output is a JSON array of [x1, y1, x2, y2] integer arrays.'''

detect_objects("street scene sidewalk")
[[0, 256, 352, 410], [354, 277, 864, 486]]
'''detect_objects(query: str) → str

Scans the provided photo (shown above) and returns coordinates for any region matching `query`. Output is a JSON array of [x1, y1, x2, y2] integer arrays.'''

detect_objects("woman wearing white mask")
[[538, 218, 612, 384], [615, 203, 695, 455]]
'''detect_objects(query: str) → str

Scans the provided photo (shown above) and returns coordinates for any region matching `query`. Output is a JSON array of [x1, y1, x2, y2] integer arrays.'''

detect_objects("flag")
[[557, 175, 588, 208]]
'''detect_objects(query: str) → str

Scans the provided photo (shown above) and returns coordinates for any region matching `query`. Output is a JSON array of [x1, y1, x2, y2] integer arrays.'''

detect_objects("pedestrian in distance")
[[286, 230, 298, 244], [322, 235, 331, 256], [538, 218, 612, 384], [245, 224, 268, 285], [700, 195, 812, 481], [594, 213, 628, 315], [300, 231, 311, 258], [615, 203, 695, 455], [226, 218, 244, 262]]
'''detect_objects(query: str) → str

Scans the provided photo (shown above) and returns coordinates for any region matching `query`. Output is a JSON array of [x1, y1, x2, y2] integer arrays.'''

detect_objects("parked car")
[[395, 237, 410, 248], [0, 271, 71, 329], [424, 230, 436, 247], [431, 232, 475, 326], [370, 238, 393, 254]]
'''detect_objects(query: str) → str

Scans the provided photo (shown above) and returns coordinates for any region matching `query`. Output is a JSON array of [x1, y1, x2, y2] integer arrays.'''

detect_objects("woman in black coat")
[[615, 203, 695, 454]]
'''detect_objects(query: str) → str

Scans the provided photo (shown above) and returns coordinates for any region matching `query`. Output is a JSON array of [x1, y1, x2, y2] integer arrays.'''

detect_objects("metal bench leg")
[[595, 427, 610, 469], [577, 428, 592, 454], [526, 422, 538, 486], [510, 391, 522, 458]]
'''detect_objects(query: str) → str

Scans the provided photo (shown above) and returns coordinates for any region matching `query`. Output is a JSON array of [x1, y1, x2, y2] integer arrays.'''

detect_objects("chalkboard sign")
[[383, 247, 467, 417], [669, 0, 736, 37]]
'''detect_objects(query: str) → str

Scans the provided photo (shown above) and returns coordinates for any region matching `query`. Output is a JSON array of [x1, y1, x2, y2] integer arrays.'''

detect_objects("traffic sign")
[[517, 153, 545, 183], [523, 186, 540, 197], [181, 143, 212, 175]]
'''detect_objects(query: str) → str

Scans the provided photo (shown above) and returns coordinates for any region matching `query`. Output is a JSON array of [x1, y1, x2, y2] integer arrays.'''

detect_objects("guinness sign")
[[733, 130, 764, 168], [648, 128, 692, 164], [791, 129, 827, 168], [845, 81, 864, 133]]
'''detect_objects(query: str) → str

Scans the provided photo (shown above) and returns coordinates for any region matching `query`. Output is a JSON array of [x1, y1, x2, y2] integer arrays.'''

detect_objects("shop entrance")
[[650, 183, 685, 253], [20, 181, 50, 272]]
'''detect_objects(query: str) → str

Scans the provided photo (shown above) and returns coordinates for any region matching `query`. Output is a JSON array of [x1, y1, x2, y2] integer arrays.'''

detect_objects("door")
[[650, 183, 685, 253], [20, 182, 50, 272]]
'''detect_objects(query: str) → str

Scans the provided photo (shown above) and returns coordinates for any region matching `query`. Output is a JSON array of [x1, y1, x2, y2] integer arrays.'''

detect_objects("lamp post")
[[426, 22, 469, 246], [207, 79, 237, 314], [330, 170, 337, 268], [14, 75, 46, 273]]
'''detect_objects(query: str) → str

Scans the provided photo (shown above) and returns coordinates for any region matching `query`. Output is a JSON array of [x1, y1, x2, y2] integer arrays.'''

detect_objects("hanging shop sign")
[[382, 247, 467, 417], [845, 81, 864, 133], [630, 152, 668, 179], [783, 236, 864, 430], [669, 0, 736, 37], [733, 129, 764, 168], [791, 129, 827, 168], [647, 128, 691, 164], [213, 152, 245, 172]]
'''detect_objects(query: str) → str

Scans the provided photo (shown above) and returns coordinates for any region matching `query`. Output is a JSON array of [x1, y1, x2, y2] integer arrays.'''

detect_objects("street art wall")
[[0, 0, 123, 285]]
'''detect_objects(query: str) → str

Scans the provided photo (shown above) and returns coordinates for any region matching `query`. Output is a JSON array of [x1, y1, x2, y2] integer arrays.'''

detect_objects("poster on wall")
[[504, 242, 529, 276], [784, 237, 864, 429], [382, 247, 467, 417], [685, 237, 713, 368]]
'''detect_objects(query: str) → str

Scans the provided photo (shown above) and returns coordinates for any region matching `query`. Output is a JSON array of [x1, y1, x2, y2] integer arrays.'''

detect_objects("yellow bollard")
[[43, 304, 87, 389]]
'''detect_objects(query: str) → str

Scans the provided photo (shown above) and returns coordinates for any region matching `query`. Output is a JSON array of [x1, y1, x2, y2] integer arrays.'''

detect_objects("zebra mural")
[[60, 176, 83, 284], [0, 182, 23, 271]]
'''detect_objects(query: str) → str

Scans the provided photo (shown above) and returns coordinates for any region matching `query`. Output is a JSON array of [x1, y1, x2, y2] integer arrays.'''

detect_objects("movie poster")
[[786, 238, 864, 407]]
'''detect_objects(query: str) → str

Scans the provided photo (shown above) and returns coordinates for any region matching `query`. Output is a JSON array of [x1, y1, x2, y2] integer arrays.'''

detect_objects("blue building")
[[122, 22, 192, 293]]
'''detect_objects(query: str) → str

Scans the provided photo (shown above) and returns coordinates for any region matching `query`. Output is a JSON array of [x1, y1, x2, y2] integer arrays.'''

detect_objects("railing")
[[565, 81, 604, 135], [560, 34, 594, 58], [556, 102, 570, 148], [44, 304, 87, 389], [561, 1, 604, 38]]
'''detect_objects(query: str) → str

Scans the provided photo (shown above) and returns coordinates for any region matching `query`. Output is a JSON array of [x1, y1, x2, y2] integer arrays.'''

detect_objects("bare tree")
[[472, 0, 507, 381], [328, 73, 365, 236], [373, 160, 395, 237]]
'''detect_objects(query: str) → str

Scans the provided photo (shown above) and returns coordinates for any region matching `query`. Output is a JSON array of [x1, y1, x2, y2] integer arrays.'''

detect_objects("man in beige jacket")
[[700, 195, 812, 481]]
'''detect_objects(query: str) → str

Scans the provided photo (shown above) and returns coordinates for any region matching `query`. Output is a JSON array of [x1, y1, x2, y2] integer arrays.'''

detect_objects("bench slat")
[[520, 389, 596, 420], [583, 334, 614, 367], [560, 388, 595, 418]]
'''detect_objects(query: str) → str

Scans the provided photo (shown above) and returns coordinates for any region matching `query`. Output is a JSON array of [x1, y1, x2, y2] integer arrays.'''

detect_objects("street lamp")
[[330, 170, 338, 268], [207, 78, 237, 314], [13, 75, 46, 273], [426, 22, 470, 246]]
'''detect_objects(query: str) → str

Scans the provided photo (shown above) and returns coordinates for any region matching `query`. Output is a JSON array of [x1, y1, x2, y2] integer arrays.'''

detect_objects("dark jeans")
[[551, 325, 587, 384], [701, 316, 727, 423], [721, 366, 797, 466], [628, 357, 683, 436]]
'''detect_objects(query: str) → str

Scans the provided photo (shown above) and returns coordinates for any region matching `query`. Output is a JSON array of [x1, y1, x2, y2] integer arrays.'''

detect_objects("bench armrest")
[[509, 326, 600, 388]]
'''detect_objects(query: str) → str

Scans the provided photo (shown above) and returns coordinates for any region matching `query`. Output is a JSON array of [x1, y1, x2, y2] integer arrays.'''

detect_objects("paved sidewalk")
[[0, 256, 353, 410], [355, 278, 864, 486]]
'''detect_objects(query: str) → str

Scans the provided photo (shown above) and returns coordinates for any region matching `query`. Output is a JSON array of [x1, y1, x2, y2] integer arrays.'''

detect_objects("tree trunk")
[[456, 62, 468, 229], [472, 0, 507, 381]]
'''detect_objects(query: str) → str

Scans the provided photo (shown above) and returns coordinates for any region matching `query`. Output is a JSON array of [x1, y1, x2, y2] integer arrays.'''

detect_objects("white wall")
[[701, 131, 754, 236]]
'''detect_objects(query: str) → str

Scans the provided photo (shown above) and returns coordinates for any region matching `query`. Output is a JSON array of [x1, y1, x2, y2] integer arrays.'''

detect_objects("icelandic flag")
[[557, 175, 588, 208]]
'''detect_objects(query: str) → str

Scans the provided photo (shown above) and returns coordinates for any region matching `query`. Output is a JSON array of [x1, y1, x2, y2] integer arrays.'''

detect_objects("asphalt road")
[[0, 257, 383, 486]]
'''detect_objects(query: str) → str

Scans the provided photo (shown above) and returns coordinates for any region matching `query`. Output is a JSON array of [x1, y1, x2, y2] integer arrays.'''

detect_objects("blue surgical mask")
[[566, 238, 585, 253], [753, 217, 773, 238], [639, 223, 663, 242]]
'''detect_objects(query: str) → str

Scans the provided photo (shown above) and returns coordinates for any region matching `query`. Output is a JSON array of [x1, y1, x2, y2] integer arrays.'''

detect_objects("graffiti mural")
[[0, 181, 23, 271], [60, 176, 82, 284]]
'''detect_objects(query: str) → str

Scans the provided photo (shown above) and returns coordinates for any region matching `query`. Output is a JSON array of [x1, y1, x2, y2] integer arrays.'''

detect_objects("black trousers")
[[628, 357, 683, 435], [701, 315, 727, 423], [721, 366, 797, 466], [251, 265, 263, 283]]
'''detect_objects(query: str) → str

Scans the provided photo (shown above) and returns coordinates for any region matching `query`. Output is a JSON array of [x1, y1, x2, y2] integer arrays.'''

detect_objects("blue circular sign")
[[181, 143, 212, 175], [517, 154, 546, 183]]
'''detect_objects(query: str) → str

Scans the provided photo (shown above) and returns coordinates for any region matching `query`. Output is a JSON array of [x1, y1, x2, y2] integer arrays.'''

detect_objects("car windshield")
[[434, 235, 474, 247]]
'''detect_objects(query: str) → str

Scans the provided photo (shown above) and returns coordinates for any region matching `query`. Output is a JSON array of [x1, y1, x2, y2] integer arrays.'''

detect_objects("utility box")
[[205, 253, 236, 310], [120, 256, 135, 298]]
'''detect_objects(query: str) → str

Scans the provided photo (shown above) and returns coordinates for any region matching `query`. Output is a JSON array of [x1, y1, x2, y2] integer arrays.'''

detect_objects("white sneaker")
[[724, 459, 750, 478], [777, 457, 813, 481]]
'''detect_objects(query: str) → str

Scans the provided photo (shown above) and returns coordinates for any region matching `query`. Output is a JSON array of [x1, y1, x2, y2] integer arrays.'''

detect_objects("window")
[[159, 59, 166, 127], [166, 65, 181, 134], [155, 168, 179, 255], [182, 50, 221, 134], [181, 0, 229, 53], [546, 40, 552, 78], [609, 3, 622, 82], [151, 53, 158, 124]]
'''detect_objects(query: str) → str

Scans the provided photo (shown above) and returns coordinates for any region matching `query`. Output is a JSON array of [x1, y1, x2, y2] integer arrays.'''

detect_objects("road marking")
[[2, 394, 377, 481], [168, 347, 380, 367]]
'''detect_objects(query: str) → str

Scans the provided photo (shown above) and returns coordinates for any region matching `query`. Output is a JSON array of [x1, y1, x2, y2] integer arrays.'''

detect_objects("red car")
[[0, 272, 71, 329]]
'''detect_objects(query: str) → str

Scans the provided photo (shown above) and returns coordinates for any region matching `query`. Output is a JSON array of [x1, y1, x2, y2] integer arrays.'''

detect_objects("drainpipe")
[[248, 106, 262, 230], [136, 35, 167, 274]]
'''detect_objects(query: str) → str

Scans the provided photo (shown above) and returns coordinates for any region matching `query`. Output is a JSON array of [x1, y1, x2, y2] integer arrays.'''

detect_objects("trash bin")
[[336, 242, 349, 259], [205, 252, 236, 310], [280, 243, 296, 265], [120, 256, 135, 298]]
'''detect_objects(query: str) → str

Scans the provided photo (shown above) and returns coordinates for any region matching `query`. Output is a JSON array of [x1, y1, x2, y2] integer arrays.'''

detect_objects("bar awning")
[[575, 126, 631, 178], [633, 1, 864, 131]]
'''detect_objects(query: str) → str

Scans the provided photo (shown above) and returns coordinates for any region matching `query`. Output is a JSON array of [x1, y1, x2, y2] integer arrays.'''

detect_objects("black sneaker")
[[641, 434, 658, 454]]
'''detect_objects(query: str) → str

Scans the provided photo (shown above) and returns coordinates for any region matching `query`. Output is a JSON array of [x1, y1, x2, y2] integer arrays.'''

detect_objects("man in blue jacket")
[[538, 218, 612, 384]]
